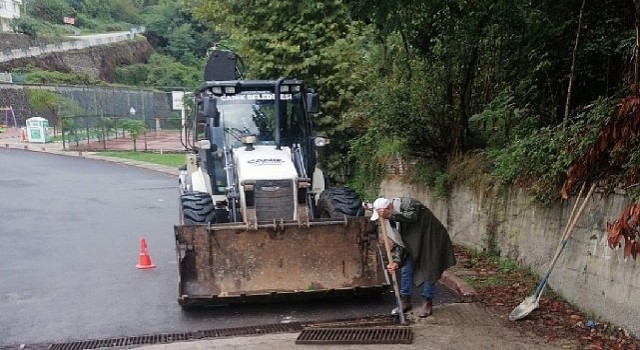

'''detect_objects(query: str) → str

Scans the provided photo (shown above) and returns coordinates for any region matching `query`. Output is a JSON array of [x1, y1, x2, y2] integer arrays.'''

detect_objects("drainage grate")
[[40, 316, 397, 350], [295, 326, 413, 345], [47, 323, 304, 350]]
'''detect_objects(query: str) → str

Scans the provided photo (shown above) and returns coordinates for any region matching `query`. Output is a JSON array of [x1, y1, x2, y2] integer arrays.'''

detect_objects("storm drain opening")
[[42, 316, 400, 350], [295, 326, 413, 345], [47, 323, 304, 350]]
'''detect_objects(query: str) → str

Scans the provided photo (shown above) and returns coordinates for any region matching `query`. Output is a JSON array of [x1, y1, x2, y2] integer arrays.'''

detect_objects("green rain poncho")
[[390, 197, 457, 285]]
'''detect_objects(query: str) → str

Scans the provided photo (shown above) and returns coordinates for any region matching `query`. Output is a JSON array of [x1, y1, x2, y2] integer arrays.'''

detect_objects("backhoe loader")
[[175, 49, 388, 307]]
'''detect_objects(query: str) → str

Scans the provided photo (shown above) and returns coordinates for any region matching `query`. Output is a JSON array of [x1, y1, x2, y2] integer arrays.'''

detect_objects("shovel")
[[379, 218, 406, 324], [509, 183, 595, 321]]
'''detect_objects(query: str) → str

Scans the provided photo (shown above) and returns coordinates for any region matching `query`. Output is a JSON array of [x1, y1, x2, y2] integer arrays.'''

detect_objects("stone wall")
[[0, 39, 152, 81], [0, 33, 66, 52], [380, 179, 640, 337]]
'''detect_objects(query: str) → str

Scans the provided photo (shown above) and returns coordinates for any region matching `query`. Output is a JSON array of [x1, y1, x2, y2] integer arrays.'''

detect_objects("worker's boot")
[[419, 298, 433, 318], [391, 296, 412, 315]]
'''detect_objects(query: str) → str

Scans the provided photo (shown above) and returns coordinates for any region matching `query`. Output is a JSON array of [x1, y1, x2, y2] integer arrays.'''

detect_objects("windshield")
[[198, 90, 315, 195], [213, 92, 302, 149]]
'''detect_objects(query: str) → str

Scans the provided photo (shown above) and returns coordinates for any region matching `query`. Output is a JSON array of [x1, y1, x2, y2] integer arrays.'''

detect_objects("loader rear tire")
[[180, 191, 216, 224], [316, 187, 364, 218]]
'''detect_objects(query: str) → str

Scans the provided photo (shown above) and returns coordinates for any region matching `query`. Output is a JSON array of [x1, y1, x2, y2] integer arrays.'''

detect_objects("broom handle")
[[379, 218, 406, 324]]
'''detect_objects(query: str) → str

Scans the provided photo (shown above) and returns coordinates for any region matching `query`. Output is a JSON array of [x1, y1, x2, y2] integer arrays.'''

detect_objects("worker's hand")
[[387, 262, 399, 273]]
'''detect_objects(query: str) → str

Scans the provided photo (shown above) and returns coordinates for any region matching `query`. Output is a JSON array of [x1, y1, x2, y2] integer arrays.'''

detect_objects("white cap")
[[370, 197, 390, 221]]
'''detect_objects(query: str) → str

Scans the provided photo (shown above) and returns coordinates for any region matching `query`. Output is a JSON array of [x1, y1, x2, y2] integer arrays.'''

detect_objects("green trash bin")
[[26, 117, 52, 143]]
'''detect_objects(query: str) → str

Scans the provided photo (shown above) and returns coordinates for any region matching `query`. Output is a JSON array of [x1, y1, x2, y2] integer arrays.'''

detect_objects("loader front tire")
[[316, 187, 364, 218], [180, 191, 216, 224]]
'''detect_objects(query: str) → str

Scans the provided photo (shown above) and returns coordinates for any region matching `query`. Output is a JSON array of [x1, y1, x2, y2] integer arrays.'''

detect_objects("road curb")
[[3, 139, 179, 177], [440, 270, 477, 298]]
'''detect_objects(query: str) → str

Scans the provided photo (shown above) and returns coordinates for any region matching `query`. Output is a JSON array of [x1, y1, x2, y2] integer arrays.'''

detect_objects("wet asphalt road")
[[0, 149, 460, 347]]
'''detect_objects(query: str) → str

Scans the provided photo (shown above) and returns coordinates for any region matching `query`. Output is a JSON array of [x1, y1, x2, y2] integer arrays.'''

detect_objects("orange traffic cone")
[[136, 237, 156, 269]]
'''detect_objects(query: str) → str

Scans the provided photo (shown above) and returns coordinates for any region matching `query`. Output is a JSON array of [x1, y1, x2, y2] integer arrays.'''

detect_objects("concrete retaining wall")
[[0, 27, 145, 63], [380, 179, 640, 337]]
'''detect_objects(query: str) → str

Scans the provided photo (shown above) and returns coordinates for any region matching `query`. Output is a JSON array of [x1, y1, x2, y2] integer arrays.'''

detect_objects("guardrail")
[[0, 26, 146, 63]]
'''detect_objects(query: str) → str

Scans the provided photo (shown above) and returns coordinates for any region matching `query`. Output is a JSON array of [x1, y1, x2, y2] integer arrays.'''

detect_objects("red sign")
[[63, 17, 75, 25]]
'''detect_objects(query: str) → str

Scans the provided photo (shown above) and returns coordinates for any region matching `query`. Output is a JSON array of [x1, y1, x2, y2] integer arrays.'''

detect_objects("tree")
[[79, 0, 115, 20], [141, 1, 213, 60], [96, 117, 116, 149], [188, 0, 374, 182], [109, 0, 141, 23], [636, 0, 640, 84], [120, 118, 146, 151], [26, 89, 58, 119], [143, 53, 200, 89], [141, 0, 177, 45], [167, 23, 196, 61], [563, 0, 587, 130]]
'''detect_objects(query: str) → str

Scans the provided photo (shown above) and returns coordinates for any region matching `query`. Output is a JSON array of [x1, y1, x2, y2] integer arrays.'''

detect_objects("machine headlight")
[[291, 85, 301, 92], [241, 134, 257, 144], [314, 136, 330, 147], [198, 140, 211, 149], [211, 87, 223, 95], [224, 86, 236, 94], [280, 85, 290, 93]]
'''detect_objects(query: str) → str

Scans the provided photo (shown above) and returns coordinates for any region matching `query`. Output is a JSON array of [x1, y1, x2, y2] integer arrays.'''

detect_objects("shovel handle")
[[534, 183, 596, 298], [379, 218, 406, 324]]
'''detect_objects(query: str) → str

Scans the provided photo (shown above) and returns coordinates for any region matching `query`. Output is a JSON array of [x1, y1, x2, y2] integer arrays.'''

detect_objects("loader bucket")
[[174, 217, 389, 307]]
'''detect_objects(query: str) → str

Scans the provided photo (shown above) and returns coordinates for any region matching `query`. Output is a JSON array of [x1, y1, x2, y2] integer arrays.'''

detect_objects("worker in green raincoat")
[[372, 197, 456, 317]]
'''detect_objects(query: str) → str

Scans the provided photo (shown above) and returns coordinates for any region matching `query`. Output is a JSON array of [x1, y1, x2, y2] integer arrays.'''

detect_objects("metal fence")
[[61, 114, 186, 152], [56, 85, 159, 119], [0, 82, 189, 151], [0, 82, 179, 128]]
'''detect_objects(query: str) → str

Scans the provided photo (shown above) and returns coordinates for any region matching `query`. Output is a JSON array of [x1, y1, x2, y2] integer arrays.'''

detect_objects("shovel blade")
[[509, 295, 539, 321]]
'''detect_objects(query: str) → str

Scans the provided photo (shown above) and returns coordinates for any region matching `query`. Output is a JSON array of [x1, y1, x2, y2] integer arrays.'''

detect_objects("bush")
[[25, 70, 103, 86], [349, 131, 407, 199], [74, 13, 100, 30], [28, 0, 76, 24], [10, 17, 39, 37], [114, 64, 150, 86], [484, 97, 615, 204], [11, 15, 78, 37]]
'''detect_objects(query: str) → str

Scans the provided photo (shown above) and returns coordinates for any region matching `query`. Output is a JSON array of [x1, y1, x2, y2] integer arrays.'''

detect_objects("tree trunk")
[[399, 28, 412, 81], [635, 0, 640, 85], [563, 0, 587, 129], [459, 45, 480, 153]]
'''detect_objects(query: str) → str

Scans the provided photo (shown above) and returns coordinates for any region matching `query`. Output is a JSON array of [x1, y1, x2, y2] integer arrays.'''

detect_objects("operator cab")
[[191, 80, 320, 204]]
